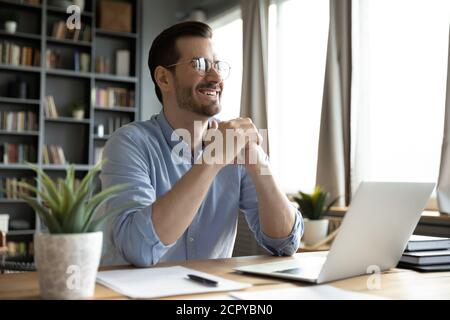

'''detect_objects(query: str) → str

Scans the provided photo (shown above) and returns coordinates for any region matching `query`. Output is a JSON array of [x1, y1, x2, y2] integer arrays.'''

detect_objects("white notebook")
[[97, 266, 251, 299]]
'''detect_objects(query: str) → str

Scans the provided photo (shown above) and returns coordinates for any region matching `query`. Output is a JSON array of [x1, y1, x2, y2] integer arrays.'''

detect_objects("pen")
[[187, 274, 219, 286]]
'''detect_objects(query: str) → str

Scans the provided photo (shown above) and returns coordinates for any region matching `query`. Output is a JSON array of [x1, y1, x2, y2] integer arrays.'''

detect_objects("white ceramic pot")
[[4, 21, 17, 34], [72, 109, 85, 120], [34, 231, 103, 299], [302, 219, 329, 246]]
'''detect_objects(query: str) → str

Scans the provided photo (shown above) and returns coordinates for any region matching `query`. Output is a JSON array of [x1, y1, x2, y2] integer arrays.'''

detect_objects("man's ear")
[[154, 66, 173, 94]]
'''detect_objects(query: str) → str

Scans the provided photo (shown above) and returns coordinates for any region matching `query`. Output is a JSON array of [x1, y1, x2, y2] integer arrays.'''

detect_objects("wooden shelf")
[[0, 97, 40, 105], [47, 37, 92, 47], [45, 117, 90, 124], [46, 69, 91, 79], [94, 106, 136, 113], [0, 130, 39, 136], [95, 29, 137, 39], [0, 64, 41, 73], [0, 30, 41, 41], [94, 73, 137, 83]]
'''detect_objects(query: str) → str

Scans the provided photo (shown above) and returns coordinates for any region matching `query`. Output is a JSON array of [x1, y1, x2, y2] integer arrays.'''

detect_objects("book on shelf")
[[0, 42, 40, 67], [94, 146, 104, 165], [116, 49, 130, 76], [400, 250, 450, 266], [42, 145, 66, 165], [74, 52, 90, 72], [46, 48, 60, 69], [50, 21, 91, 42], [106, 116, 131, 135], [0, 177, 35, 199], [95, 56, 111, 74], [6, 241, 34, 257], [93, 87, 135, 108], [397, 262, 450, 272], [0, 111, 38, 132], [44, 96, 59, 118], [0, 143, 36, 164], [405, 235, 450, 252]]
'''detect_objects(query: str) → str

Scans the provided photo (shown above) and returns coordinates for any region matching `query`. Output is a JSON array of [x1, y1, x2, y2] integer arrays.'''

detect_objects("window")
[[268, 0, 329, 193], [351, 0, 450, 207], [209, 9, 243, 121]]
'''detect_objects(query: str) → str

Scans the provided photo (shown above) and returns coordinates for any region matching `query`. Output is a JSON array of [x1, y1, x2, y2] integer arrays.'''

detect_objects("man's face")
[[171, 37, 224, 117]]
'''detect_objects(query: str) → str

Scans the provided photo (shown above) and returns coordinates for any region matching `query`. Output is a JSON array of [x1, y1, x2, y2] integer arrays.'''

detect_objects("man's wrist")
[[196, 161, 224, 175]]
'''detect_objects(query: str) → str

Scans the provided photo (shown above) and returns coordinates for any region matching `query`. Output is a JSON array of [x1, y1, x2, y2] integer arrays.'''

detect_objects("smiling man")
[[100, 21, 303, 266]]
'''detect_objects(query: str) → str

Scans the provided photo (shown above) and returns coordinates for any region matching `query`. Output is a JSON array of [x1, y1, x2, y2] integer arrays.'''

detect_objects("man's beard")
[[175, 81, 221, 117]]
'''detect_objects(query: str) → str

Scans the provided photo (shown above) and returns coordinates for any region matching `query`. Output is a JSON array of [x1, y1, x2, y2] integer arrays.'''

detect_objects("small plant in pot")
[[1, 12, 19, 34], [71, 103, 85, 120], [14, 161, 133, 299], [293, 186, 339, 246]]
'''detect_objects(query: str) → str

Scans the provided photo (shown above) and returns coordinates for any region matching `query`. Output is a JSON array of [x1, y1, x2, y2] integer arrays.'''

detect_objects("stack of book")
[[74, 52, 90, 72], [398, 235, 450, 271], [0, 111, 38, 132], [106, 116, 130, 135], [93, 87, 135, 108], [43, 96, 59, 118], [0, 177, 35, 199], [0, 42, 40, 66], [0, 143, 36, 164], [42, 145, 66, 165], [95, 56, 111, 74], [45, 49, 60, 69], [50, 21, 91, 42]]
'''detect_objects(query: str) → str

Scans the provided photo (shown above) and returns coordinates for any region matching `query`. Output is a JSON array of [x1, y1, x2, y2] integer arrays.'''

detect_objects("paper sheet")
[[96, 266, 251, 299], [229, 285, 387, 300]]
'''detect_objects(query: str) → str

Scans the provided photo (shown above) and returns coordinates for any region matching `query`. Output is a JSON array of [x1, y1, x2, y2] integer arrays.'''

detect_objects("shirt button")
[[189, 237, 194, 242]]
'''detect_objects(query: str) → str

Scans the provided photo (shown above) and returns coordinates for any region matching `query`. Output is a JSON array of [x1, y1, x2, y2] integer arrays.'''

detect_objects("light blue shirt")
[[100, 111, 303, 267]]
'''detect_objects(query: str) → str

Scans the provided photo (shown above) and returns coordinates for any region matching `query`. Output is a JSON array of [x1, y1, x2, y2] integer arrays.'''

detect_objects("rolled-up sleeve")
[[238, 167, 303, 256], [100, 131, 174, 266]]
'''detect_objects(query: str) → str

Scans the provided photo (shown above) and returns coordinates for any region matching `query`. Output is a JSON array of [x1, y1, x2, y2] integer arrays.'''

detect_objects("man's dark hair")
[[148, 21, 213, 103]]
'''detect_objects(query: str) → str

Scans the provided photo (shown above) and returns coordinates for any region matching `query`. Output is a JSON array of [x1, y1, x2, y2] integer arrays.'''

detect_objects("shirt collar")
[[155, 110, 204, 164], [155, 110, 183, 151]]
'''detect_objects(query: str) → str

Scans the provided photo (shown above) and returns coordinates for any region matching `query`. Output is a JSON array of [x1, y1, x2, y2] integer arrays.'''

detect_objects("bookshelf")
[[0, 0, 141, 258]]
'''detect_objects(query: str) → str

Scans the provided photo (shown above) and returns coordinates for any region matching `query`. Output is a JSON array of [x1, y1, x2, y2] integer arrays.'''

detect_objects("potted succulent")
[[15, 161, 133, 299], [71, 103, 85, 120], [293, 186, 339, 246]]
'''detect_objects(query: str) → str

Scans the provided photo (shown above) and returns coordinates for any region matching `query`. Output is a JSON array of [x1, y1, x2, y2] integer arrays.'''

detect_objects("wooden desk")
[[1, 253, 450, 300]]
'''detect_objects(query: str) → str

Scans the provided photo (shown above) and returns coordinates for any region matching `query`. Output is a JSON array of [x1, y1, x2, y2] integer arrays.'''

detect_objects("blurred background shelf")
[[0, 0, 141, 248]]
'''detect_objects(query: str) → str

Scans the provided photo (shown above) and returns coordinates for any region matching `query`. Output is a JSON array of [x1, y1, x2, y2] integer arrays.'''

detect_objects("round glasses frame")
[[165, 57, 231, 80]]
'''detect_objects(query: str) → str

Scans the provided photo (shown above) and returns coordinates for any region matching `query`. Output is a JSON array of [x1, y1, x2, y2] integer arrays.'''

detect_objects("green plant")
[[14, 160, 134, 234], [71, 103, 85, 112], [292, 186, 340, 220]]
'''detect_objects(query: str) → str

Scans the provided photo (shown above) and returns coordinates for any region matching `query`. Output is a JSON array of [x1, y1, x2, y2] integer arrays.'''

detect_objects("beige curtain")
[[240, 0, 269, 131], [316, 0, 352, 206], [437, 26, 450, 215], [234, 0, 270, 257]]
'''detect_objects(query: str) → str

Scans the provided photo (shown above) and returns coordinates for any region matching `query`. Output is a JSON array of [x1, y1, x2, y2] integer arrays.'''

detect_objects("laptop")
[[234, 181, 435, 284]]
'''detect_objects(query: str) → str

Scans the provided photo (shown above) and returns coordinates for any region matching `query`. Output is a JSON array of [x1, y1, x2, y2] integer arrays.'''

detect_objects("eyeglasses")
[[165, 57, 231, 80]]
